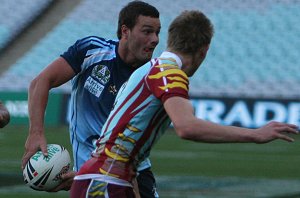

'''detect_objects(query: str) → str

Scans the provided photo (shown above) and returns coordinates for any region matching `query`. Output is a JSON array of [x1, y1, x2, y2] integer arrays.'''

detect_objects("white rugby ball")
[[23, 144, 71, 191]]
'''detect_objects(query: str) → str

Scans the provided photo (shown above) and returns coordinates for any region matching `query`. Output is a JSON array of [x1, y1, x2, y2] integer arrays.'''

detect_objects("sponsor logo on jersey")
[[84, 65, 110, 97], [84, 76, 105, 97], [92, 65, 110, 84]]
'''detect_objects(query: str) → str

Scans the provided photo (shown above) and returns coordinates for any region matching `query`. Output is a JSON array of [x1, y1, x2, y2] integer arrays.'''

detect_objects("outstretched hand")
[[21, 132, 48, 169], [254, 121, 299, 143], [49, 171, 77, 192]]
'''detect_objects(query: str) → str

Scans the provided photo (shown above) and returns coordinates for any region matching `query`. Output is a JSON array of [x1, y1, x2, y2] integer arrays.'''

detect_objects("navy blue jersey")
[[61, 36, 144, 171]]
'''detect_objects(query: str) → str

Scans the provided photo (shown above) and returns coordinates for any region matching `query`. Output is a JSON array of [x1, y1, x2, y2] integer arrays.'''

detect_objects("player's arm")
[[0, 101, 10, 128], [164, 97, 298, 143], [22, 57, 75, 169]]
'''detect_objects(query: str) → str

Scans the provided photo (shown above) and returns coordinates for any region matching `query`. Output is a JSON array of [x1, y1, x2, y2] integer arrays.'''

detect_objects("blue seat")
[[1, 0, 300, 99], [0, 0, 53, 50]]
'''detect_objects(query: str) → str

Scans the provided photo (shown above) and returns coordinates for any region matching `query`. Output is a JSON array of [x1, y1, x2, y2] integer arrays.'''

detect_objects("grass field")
[[1, 125, 300, 197]]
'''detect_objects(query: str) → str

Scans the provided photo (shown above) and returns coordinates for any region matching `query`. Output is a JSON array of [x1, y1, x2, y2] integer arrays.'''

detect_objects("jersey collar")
[[160, 51, 183, 69]]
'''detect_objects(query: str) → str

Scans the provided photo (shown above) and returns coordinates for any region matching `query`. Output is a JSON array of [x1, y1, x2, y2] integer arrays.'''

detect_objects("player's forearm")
[[175, 118, 256, 143], [28, 78, 51, 133], [165, 97, 258, 143]]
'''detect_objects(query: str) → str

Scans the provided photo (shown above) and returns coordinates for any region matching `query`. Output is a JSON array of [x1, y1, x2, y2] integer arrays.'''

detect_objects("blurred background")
[[0, 0, 300, 197]]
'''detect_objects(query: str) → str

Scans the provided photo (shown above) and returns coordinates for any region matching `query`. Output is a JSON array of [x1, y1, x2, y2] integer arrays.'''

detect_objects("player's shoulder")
[[76, 36, 118, 48], [148, 57, 188, 80]]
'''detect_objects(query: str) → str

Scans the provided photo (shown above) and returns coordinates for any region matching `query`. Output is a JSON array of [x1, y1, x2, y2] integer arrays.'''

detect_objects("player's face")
[[127, 15, 161, 65]]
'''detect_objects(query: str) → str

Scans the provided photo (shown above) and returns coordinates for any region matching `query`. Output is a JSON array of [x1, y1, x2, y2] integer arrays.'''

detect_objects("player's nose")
[[150, 33, 159, 47]]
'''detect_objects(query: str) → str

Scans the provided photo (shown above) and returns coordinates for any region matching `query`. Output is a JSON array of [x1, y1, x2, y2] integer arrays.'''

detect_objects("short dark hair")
[[167, 10, 214, 54], [117, 1, 159, 39]]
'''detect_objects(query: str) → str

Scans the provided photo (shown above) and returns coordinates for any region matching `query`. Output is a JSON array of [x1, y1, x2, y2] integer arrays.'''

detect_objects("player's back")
[[81, 52, 188, 182]]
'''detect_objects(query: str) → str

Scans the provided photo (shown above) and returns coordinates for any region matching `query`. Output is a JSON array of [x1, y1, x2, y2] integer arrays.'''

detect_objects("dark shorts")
[[70, 179, 135, 198], [137, 168, 159, 198]]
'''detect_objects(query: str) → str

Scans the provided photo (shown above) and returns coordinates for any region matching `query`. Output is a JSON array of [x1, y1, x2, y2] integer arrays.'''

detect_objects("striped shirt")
[[77, 51, 189, 182]]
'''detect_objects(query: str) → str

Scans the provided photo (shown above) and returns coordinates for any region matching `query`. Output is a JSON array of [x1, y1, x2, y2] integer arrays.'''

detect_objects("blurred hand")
[[21, 130, 48, 169], [254, 121, 299, 143], [49, 171, 77, 192], [132, 178, 141, 198], [0, 104, 10, 128]]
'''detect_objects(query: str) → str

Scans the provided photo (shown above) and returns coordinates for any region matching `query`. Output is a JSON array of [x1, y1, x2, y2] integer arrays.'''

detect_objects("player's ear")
[[121, 25, 130, 39]]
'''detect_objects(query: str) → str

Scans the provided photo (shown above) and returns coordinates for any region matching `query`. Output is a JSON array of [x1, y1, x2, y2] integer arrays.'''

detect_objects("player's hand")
[[0, 107, 10, 128], [49, 171, 76, 192], [132, 178, 141, 198], [254, 121, 299, 143], [21, 131, 48, 169]]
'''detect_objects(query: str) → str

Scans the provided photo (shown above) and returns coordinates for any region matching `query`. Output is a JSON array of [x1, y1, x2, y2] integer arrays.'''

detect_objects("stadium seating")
[[0, 0, 53, 50], [0, 0, 300, 98]]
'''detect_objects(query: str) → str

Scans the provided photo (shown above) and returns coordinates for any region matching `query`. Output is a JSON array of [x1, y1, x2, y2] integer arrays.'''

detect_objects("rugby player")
[[22, 1, 161, 197], [71, 10, 298, 197]]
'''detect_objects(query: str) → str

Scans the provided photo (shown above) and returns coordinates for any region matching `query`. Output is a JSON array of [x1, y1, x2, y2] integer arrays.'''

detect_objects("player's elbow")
[[29, 77, 39, 92], [29, 76, 50, 92], [173, 122, 196, 140], [30, 74, 58, 92]]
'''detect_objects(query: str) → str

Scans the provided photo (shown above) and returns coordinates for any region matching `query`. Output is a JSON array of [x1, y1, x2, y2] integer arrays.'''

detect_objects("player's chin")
[[144, 51, 154, 60]]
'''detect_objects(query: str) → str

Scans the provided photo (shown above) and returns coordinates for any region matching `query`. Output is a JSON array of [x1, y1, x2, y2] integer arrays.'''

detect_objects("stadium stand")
[[0, 0, 53, 50], [0, 0, 300, 98]]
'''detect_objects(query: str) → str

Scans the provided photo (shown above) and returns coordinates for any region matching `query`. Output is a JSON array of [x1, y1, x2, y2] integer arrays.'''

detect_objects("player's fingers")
[[47, 182, 67, 192], [269, 122, 298, 130], [274, 122, 299, 129], [21, 152, 32, 169], [61, 171, 76, 180], [40, 143, 48, 157], [49, 179, 72, 192], [276, 133, 294, 142], [22, 150, 37, 167], [288, 124, 299, 130], [21, 158, 27, 169], [276, 125, 299, 134]]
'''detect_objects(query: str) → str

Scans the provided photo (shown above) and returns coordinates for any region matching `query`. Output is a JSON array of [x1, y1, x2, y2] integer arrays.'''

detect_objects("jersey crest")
[[92, 64, 110, 84], [83, 65, 111, 97]]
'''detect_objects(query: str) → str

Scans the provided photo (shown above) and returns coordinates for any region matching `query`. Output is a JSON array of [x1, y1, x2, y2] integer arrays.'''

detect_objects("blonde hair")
[[167, 10, 214, 54]]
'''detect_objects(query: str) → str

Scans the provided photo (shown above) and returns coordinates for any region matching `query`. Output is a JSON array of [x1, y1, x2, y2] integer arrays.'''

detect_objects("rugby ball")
[[23, 144, 71, 191]]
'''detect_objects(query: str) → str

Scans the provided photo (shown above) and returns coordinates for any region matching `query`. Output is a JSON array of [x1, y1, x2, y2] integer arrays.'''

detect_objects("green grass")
[[1, 125, 300, 198], [0, 125, 72, 173], [152, 130, 300, 179], [0, 125, 71, 198]]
